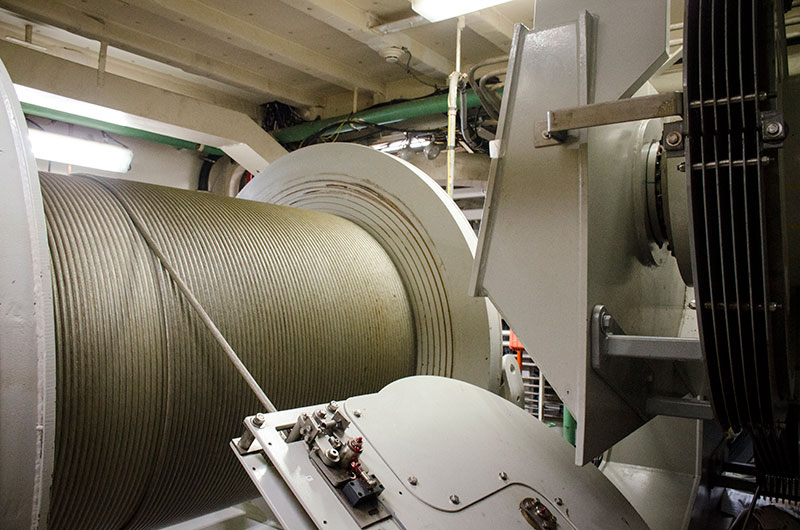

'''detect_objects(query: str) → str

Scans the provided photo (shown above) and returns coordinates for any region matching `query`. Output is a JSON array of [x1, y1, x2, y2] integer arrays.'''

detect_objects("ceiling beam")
[[278, 0, 454, 78], [0, 0, 322, 108], [135, 0, 387, 96], [465, 9, 514, 54], [0, 18, 262, 119], [1, 39, 287, 170]]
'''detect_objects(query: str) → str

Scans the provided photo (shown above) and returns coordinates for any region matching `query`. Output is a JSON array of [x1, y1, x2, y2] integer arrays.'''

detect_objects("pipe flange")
[[239, 144, 502, 391]]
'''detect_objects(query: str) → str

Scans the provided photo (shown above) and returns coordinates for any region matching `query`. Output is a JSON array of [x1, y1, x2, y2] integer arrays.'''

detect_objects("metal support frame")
[[591, 304, 711, 421], [534, 92, 684, 147]]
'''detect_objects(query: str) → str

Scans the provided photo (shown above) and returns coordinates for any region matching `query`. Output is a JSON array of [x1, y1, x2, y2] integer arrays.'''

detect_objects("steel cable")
[[40, 172, 416, 529]]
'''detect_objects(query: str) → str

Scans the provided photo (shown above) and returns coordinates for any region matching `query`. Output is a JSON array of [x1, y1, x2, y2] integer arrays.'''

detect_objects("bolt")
[[326, 400, 339, 413], [542, 130, 552, 140], [765, 121, 784, 138], [315, 409, 327, 419], [353, 409, 362, 417], [665, 131, 683, 147], [326, 448, 339, 460], [449, 494, 460, 505], [407, 476, 418, 485], [601, 313, 612, 331], [499, 471, 508, 481], [769, 301, 780, 312], [252, 412, 266, 427], [677, 161, 686, 172], [689, 299, 697, 310], [555, 497, 564, 506]]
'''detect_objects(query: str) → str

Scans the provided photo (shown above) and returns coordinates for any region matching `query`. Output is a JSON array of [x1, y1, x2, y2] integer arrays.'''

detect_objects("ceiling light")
[[411, 0, 513, 22], [371, 136, 431, 154], [27, 129, 133, 173]]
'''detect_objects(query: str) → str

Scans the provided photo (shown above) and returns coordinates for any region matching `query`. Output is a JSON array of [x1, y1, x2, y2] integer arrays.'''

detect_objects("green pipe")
[[21, 102, 225, 156], [563, 406, 576, 447], [273, 89, 487, 144]]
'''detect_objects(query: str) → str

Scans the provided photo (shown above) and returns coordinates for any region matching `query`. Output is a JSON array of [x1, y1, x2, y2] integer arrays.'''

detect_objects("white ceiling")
[[0, 0, 535, 115]]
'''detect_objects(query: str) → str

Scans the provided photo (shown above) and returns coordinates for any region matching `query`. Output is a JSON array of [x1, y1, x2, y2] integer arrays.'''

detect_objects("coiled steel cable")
[[40, 172, 416, 529]]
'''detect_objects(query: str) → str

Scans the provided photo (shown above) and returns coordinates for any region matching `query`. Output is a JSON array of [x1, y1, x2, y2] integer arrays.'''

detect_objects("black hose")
[[479, 68, 505, 118], [459, 88, 481, 151], [196, 154, 221, 191], [467, 56, 506, 120]]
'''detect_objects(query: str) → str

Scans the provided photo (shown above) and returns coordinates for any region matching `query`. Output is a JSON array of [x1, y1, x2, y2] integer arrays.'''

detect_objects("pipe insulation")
[[39, 172, 416, 529]]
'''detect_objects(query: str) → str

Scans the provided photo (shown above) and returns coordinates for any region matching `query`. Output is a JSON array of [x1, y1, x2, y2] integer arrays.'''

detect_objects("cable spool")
[[0, 66, 500, 530], [40, 171, 416, 528]]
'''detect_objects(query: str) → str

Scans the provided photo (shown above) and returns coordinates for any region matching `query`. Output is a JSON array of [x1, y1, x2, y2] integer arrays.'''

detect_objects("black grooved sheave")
[[684, 0, 799, 499]]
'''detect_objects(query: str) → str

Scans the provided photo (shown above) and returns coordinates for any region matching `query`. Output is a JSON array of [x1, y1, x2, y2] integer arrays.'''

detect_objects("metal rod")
[[606, 335, 702, 361], [548, 92, 684, 134], [535, 92, 684, 147], [446, 16, 465, 197]]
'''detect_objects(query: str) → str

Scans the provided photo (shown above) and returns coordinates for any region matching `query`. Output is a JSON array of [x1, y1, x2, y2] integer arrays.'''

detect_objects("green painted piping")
[[273, 89, 488, 144], [21, 102, 225, 156], [563, 406, 576, 447]]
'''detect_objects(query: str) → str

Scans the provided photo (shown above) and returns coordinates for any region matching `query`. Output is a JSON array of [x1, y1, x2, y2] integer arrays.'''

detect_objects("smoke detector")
[[379, 46, 406, 63]]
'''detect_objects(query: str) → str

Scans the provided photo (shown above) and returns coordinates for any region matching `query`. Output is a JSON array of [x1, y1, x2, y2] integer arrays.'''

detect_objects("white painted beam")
[[0, 17, 262, 119], [135, 0, 386, 96], [0, 0, 322, 108], [465, 8, 514, 54], [279, 0, 453, 78], [0, 41, 287, 171]]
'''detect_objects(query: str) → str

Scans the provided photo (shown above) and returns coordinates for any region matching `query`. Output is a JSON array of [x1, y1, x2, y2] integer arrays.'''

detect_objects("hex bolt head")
[[765, 121, 784, 138], [407, 476, 418, 485], [252, 412, 266, 428], [315, 409, 327, 419], [499, 471, 508, 481], [665, 131, 683, 147], [326, 400, 339, 413], [353, 409, 362, 417], [449, 494, 460, 505]]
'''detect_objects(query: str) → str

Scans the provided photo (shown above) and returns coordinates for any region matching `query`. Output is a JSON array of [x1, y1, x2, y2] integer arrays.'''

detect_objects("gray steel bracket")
[[590, 305, 712, 421], [535, 92, 684, 147]]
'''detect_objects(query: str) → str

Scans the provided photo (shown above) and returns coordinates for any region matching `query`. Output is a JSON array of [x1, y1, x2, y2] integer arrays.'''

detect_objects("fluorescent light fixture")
[[28, 129, 133, 173], [371, 136, 430, 154], [411, 0, 513, 22]]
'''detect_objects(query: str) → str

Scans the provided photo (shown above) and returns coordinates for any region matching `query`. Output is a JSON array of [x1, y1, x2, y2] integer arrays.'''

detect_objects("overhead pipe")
[[446, 16, 466, 197], [272, 88, 487, 144]]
